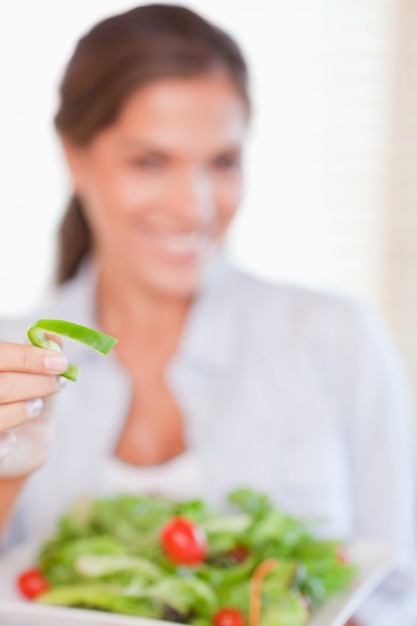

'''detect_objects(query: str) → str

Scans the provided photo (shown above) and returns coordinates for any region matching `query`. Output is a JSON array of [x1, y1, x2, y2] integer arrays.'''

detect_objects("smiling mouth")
[[142, 229, 214, 260]]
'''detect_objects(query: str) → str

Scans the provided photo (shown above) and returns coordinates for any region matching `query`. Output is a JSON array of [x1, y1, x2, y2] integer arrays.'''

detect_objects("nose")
[[169, 168, 215, 229]]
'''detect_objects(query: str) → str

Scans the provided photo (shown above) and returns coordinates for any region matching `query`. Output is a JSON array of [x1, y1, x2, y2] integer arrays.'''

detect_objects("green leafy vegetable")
[[27, 319, 118, 381], [28, 489, 356, 626]]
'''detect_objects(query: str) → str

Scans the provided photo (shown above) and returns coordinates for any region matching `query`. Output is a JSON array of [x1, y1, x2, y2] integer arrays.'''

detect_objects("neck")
[[95, 259, 192, 350]]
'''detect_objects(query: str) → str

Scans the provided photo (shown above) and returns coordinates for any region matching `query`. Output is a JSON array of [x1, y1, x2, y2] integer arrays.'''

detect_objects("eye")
[[212, 153, 241, 171], [131, 154, 165, 169]]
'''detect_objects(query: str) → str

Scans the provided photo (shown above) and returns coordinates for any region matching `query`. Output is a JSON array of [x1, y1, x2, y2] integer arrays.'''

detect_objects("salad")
[[17, 489, 356, 626]]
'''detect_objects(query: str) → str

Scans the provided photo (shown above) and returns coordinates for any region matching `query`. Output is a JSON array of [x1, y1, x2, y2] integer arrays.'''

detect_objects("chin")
[[137, 263, 206, 301]]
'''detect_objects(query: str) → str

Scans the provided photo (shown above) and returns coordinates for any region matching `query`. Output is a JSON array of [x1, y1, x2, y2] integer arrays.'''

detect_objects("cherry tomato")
[[160, 516, 208, 565], [213, 607, 245, 626], [17, 567, 49, 600]]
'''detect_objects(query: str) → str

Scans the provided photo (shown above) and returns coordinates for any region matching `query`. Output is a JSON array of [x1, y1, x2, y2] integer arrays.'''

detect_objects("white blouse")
[[101, 450, 203, 501]]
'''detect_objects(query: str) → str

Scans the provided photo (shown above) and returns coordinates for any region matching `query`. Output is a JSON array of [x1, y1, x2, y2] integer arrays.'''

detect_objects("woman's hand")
[[0, 340, 68, 478]]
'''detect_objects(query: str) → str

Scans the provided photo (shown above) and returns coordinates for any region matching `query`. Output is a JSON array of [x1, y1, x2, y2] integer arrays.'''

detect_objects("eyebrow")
[[119, 138, 165, 150], [119, 138, 243, 153]]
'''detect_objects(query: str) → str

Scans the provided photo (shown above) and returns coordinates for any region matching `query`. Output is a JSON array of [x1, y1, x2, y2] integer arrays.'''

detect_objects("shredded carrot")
[[249, 558, 279, 626]]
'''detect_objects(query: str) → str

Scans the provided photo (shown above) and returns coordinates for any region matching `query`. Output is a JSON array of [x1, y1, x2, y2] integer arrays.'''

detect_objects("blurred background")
[[0, 0, 416, 393]]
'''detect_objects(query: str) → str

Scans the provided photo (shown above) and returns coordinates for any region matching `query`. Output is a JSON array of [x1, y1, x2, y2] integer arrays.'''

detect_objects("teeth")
[[153, 232, 210, 255]]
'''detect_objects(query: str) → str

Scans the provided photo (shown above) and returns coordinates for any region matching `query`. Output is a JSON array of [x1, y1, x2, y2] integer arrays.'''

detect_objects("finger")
[[44, 333, 64, 349], [0, 372, 67, 404], [0, 341, 68, 375], [0, 398, 44, 431], [0, 431, 16, 461], [23, 333, 64, 352]]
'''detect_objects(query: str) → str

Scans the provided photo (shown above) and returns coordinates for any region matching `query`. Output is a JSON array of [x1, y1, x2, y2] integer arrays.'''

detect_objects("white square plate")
[[0, 538, 396, 626]]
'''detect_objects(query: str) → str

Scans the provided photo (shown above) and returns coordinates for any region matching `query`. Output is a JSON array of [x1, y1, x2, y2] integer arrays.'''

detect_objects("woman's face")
[[64, 73, 248, 299]]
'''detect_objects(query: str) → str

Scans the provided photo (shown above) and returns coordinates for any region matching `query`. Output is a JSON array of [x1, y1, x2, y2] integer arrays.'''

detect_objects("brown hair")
[[55, 3, 250, 283]]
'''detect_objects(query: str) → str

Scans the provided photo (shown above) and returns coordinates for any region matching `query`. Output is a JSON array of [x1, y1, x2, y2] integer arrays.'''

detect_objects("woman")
[[0, 5, 415, 623]]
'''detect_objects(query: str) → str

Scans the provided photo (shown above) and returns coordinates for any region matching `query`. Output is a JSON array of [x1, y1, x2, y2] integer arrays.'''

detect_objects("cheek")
[[83, 170, 155, 229], [115, 172, 165, 209], [214, 174, 243, 230]]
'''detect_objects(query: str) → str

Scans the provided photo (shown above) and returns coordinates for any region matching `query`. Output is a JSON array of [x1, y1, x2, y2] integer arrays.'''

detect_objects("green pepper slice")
[[27, 319, 118, 382]]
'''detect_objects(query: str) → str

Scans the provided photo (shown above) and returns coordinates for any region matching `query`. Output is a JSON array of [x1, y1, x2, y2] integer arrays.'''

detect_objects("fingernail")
[[44, 353, 68, 373], [0, 432, 16, 460], [26, 398, 44, 420], [56, 376, 68, 391]]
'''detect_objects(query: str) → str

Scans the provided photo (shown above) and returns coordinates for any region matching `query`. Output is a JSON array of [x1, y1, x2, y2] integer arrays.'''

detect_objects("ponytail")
[[56, 195, 91, 284]]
